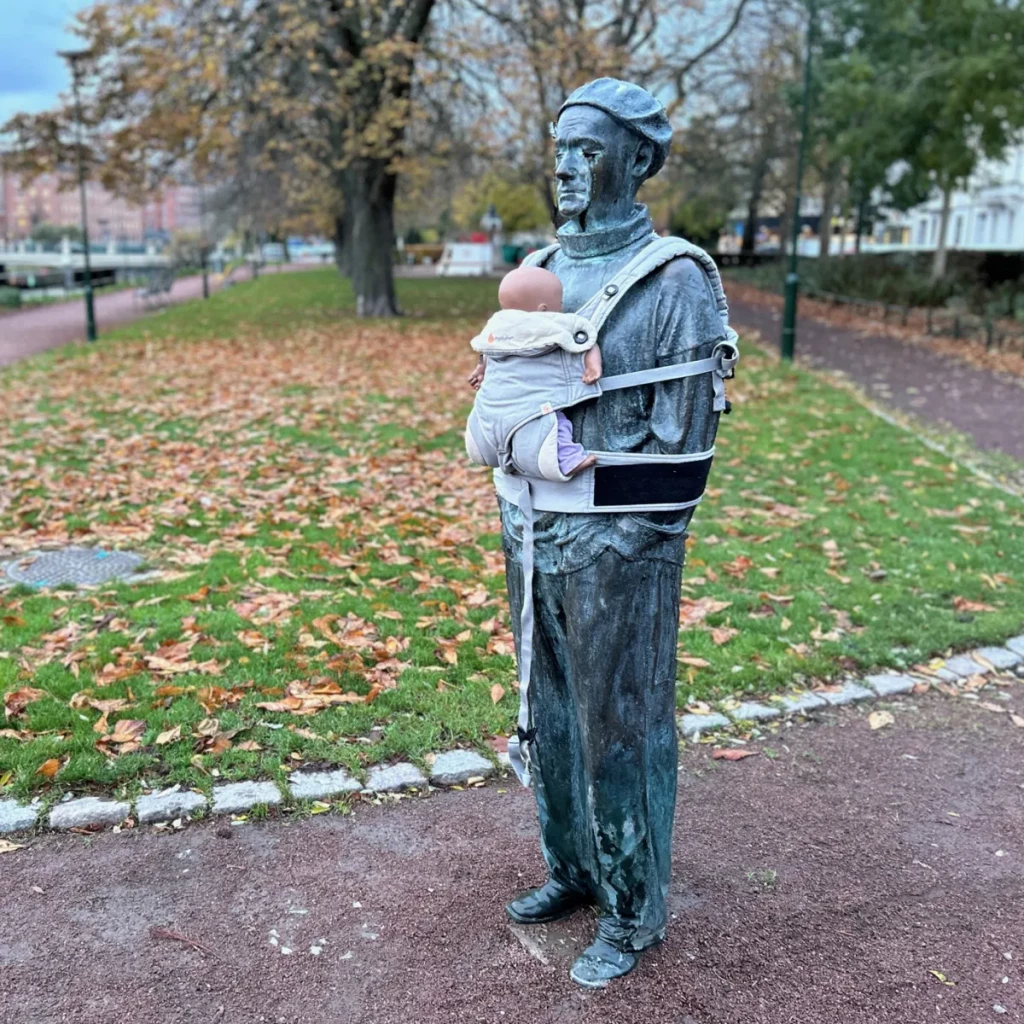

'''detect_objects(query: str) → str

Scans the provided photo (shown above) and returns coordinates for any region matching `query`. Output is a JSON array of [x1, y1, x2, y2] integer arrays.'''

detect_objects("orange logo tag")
[[487, 333, 495, 345]]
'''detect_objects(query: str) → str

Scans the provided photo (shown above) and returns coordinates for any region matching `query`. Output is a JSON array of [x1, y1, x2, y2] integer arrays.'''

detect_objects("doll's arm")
[[468, 354, 486, 390], [581, 345, 602, 384]]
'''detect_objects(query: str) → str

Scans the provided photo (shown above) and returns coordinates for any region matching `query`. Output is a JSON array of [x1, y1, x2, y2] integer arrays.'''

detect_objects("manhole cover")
[[1, 547, 151, 589]]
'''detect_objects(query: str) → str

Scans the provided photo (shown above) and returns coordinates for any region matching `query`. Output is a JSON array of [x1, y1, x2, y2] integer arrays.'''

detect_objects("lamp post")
[[198, 180, 209, 299], [58, 48, 97, 342], [780, 0, 817, 362]]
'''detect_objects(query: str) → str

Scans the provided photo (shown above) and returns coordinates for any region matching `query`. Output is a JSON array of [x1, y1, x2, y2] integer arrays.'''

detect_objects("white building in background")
[[877, 145, 1024, 253]]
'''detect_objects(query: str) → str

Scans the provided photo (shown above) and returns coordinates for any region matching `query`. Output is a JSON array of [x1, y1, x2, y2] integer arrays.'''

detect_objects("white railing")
[[0, 247, 172, 268]]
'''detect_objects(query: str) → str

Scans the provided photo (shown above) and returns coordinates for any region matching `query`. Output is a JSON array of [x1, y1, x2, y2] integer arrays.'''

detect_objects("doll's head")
[[498, 266, 563, 312]]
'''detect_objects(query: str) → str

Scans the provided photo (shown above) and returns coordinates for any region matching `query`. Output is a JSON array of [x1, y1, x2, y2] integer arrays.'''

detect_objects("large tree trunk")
[[353, 174, 398, 315], [818, 164, 839, 263], [740, 158, 768, 256], [343, 159, 399, 317], [854, 192, 867, 255], [931, 185, 953, 281], [333, 210, 351, 277]]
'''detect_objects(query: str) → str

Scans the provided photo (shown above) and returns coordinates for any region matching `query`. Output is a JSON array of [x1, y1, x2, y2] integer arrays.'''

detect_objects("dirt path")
[[2, 692, 1021, 1024], [727, 292, 1024, 462]]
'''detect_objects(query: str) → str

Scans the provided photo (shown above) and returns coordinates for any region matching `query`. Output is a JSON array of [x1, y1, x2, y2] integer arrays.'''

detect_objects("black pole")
[[199, 181, 209, 299], [60, 50, 97, 342], [780, 0, 816, 362]]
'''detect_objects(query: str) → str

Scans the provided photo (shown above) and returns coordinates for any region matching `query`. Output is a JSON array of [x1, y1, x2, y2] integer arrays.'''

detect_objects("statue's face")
[[554, 106, 641, 221]]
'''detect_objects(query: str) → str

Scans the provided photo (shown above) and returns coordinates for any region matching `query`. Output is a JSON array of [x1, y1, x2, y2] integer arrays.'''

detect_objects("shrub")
[[0, 287, 22, 309]]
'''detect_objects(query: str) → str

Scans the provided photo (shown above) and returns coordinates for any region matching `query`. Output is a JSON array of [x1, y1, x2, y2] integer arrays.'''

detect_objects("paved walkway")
[[2, 692, 1021, 1024], [0, 274, 223, 367], [728, 292, 1024, 461]]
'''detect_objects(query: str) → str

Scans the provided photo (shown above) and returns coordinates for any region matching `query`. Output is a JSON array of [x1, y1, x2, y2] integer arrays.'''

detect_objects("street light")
[[780, 0, 817, 363], [58, 48, 97, 342], [198, 180, 209, 299]]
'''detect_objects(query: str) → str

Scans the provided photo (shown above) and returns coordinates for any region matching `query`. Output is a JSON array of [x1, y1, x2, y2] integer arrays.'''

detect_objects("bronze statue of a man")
[[497, 79, 733, 988]]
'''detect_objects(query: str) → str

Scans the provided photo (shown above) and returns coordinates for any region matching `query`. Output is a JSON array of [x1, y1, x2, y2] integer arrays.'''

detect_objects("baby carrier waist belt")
[[494, 447, 714, 514]]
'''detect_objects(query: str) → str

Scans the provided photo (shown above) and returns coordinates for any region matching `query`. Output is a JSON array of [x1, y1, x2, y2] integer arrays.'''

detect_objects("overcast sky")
[[0, 1, 87, 125]]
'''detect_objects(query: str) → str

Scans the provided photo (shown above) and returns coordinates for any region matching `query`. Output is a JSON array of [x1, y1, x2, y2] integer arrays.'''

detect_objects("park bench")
[[134, 270, 175, 307]]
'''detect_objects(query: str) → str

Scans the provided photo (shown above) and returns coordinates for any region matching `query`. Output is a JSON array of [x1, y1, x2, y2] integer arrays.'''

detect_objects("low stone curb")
[[0, 752, 490, 834], [3, 636, 1022, 835], [48, 796, 131, 831], [366, 763, 427, 793], [672, 636, 1023, 744], [137, 787, 207, 825], [428, 750, 494, 786]]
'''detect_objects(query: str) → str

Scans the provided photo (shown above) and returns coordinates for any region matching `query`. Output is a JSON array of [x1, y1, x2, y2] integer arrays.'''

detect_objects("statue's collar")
[[556, 205, 655, 259]]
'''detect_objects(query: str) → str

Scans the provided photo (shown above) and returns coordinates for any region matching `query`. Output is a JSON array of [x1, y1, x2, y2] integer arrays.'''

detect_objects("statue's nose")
[[555, 151, 580, 181]]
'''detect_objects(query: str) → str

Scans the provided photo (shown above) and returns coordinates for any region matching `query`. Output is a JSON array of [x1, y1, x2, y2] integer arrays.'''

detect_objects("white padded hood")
[[470, 310, 596, 355]]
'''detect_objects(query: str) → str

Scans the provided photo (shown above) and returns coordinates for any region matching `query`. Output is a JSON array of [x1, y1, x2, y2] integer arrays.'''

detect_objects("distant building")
[[0, 170, 144, 244], [0, 169, 201, 246], [877, 145, 1024, 253], [144, 185, 202, 239], [720, 145, 1024, 257]]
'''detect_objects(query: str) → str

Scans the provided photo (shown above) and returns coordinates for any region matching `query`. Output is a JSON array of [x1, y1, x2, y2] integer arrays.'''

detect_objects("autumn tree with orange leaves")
[[2, 0, 438, 317], [442, 0, 755, 219]]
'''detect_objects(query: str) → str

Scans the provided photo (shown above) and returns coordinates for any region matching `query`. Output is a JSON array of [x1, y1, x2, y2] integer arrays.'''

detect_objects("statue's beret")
[[558, 78, 672, 179]]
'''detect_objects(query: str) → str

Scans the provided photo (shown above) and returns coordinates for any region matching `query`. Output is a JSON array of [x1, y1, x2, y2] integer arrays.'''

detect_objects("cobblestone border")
[[2, 637, 1021, 836]]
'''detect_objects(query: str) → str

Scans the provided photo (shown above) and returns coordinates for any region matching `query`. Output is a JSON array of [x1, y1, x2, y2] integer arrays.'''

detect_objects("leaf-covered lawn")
[[2, 269, 1022, 801]]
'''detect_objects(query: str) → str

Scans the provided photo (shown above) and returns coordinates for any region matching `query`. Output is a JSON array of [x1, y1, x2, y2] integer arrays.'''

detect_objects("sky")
[[0, 1, 88, 125]]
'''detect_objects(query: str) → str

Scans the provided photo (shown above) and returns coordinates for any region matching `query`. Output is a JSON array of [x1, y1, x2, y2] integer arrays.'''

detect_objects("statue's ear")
[[633, 141, 653, 183]]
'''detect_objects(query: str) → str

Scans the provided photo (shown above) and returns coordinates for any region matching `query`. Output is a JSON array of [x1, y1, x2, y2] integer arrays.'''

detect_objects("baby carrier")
[[466, 309, 601, 483], [466, 235, 739, 786]]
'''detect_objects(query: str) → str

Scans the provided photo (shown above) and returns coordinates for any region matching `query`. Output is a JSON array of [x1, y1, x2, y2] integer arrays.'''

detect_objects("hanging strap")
[[506, 479, 536, 788]]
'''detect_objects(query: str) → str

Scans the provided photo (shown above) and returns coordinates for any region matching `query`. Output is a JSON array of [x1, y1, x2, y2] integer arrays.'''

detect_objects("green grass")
[[112, 268, 501, 342], [1, 267, 1022, 800]]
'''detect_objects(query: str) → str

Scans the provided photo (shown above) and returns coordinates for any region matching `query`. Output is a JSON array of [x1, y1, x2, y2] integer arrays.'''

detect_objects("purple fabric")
[[556, 412, 588, 475]]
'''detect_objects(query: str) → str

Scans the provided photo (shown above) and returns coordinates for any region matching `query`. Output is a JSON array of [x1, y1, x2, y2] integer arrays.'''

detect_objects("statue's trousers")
[[504, 547, 682, 951]]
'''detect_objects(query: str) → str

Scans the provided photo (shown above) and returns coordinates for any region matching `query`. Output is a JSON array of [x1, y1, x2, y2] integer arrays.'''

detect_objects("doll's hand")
[[581, 345, 602, 384]]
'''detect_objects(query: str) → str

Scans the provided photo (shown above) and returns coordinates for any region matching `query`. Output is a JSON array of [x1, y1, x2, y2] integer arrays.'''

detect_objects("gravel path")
[[2, 692, 1021, 1024], [728, 294, 1024, 461]]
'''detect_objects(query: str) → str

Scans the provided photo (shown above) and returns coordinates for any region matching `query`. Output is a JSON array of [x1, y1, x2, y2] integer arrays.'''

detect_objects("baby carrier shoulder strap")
[[516, 233, 738, 405], [522, 235, 731, 335], [586, 235, 738, 398], [578, 234, 731, 335], [520, 243, 560, 269]]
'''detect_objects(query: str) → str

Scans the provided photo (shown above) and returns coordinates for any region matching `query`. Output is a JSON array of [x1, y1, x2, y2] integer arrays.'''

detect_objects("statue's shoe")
[[505, 880, 588, 925], [568, 937, 639, 989]]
